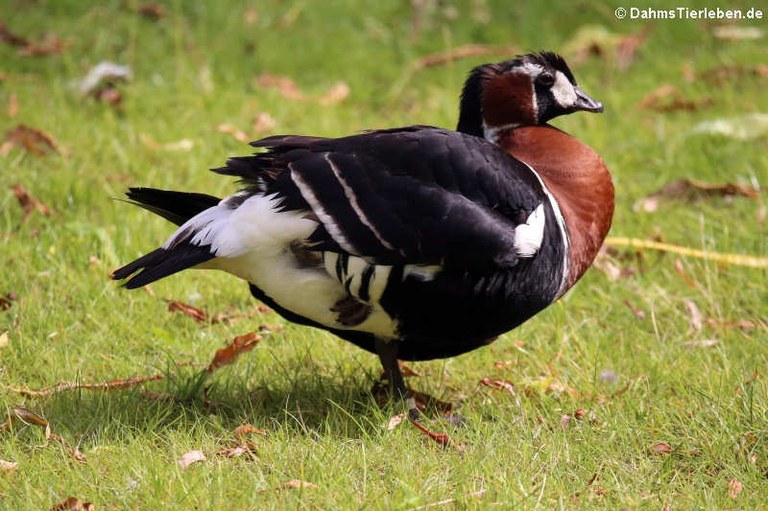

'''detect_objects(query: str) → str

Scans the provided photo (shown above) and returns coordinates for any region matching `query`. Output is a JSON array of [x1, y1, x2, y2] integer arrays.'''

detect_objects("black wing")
[[215, 126, 548, 271]]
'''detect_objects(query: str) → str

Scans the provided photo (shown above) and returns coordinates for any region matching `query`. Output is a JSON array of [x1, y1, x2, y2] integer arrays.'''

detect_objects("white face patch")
[[550, 71, 578, 109]]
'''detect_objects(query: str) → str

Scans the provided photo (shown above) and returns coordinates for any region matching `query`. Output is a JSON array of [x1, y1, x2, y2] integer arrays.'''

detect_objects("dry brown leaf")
[[561, 414, 573, 429], [138, 133, 194, 152], [215, 444, 258, 459], [233, 424, 267, 441], [207, 332, 262, 372], [415, 44, 516, 69], [682, 339, 719, 348], [713, 26, 764, 41], [254, 74, 305, 100], [0, 22, 29, 46], [692, 64, 768, 84], [0, 292, 16, 311], [0, 459, 18, 472], [398, 361, 421, 377], [638, 84, 712, 112], [4, 374, 164, 398], [728, 479, 743, 498], [478, 377, 516, 396], [385, 413, 406, 431], [624, 300, 646, 319], [274, 479, 318, 491], [7, 93, 18, 118], [251, 112, 277, 134], [50, 497, 94, 511], [2, 125, 63, 157], [167, 300, 208, 322], [706, 318, 757, 329], [217, 123, 250, 143], [649, 441, 673, 455], [135, 2, 166, 20], [11, 184, 53, 222], [0, 331, 8, 349], [178, 450, 206, 469], [243, 7, 259, 25], [318, 82, 350, 105], [18, 33, 65, 57], [635, 178, 759, 212], [616, 26, 653, 70], [684, 299, 703, 332]]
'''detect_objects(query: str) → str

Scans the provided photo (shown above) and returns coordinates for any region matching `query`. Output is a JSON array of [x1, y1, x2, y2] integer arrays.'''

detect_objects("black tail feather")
[[124, 188, 221, 226], [111, 244, 215, 289]]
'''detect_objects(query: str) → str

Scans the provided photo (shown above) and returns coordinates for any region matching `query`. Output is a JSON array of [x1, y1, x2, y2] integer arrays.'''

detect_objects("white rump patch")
[[513, 204, 546, 257], [550, 71, 577, 109]]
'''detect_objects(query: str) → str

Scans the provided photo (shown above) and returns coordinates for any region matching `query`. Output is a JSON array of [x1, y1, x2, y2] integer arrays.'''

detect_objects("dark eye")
[[537, 73, 555, 87]]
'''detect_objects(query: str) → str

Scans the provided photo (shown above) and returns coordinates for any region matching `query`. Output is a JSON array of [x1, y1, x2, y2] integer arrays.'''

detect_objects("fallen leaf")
[[215, 444, 258, 459], [243, 7, 259, 25], [635, 178, 759, 212], [167, 300, 208, 322], [385, 413, 406, 431], [398, 361, 421, 377], [18, 33, 65, 57], [638, 84, 712, 112], [79, 62, 132, 107], [561, 414, 572, 429], [615, 26, 653, 70], [251, 112, 277, 134], [713, 26, 764, 41], [3, 374, 164, 398], [177, 450, 206, 469], [649, 441, 673, 455], [50, 497, 94, 511], [706, 318, 757, 329], [691, 64, 768, 84], [0, 22, 29, 46], [11, 184, 53, 222], [7, 93, 18, 118], [274, 479, 318, 491], [318, 82, 350, 105], [254, 74, 304, 101], [138, 133, 194, 152], [2, 125, 64, 157], [217, 123, 250, 143], [624, 300, 646, 319], [207, 332, 262, 372], [407, 489, 486, 511], [682, 339, 719, 348], [691, 113, 768, 140], [233, 424, 267, 441], [0, 292, 15, 311], [0, 459, 18, 472], [674, 259, 700, 289], [478, 377, 516, 396], [728, 479, 743, 498], [0, 331, 8, 349], [414, 44, 517, 69], [684, 299, 703, 332], [135, 2, 166, 20]]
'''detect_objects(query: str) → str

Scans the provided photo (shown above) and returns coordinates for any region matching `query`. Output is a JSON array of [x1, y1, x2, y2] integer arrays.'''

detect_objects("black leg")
[[374, 338, 422, 422]]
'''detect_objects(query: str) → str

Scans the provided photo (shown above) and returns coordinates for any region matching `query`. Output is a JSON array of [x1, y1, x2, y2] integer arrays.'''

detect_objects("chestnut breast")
[[500, 125, 614, 289]]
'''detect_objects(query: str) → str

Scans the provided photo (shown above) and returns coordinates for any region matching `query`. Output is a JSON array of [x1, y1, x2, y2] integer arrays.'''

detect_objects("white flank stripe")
[[324, 153, 396, 251], [519, 161, 570, 295], [289, 164, 359, 255], [514, 203, 546, 257]]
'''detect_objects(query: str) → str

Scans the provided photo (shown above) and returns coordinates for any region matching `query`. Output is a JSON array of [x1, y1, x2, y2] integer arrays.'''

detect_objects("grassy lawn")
[[1, 0, 767, 508]]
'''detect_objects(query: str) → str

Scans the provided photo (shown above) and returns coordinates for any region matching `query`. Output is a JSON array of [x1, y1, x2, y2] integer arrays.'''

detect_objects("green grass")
[[1, 0, 767, 508]]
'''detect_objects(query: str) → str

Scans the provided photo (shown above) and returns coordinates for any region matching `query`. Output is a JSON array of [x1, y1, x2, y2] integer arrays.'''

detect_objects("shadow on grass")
[[24, 364, 416, 447]]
